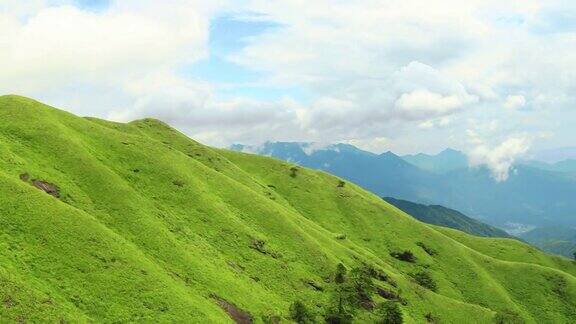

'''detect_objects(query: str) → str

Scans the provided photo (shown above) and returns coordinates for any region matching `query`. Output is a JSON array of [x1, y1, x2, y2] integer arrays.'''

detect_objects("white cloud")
[[503, 95, 526, 110], [418, 117, 453, 129], [0, 0, 575, 155], [395, 90, 468, 119], [226, 0, 576, 150], [1, 4, 208, 84], [467, 132, 533, 181], [343, 137, 389, 154], [0, 0, 225, 116]]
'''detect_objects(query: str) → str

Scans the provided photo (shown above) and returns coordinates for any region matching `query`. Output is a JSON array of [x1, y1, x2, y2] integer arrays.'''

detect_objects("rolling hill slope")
[[234, 142, 576, 230], [0, 95, 575, 323]]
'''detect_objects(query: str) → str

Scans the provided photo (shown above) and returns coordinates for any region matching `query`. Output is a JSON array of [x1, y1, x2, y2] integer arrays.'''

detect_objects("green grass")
[[0, 95, 575, 323]]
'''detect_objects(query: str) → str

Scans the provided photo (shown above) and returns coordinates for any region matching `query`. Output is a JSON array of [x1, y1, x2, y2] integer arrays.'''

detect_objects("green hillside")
[[383, 197, 513, 239], [0, 95, 575, 323]]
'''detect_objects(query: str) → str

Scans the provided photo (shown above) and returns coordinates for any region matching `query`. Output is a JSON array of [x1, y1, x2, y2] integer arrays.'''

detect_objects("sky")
[[1, 0, 575, 179]]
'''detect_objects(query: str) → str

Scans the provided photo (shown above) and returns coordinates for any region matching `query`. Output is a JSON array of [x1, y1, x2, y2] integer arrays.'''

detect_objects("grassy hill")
[[0, 95, 575, 323], [236, 142, 576, 230], [383, 197, 513, 239]]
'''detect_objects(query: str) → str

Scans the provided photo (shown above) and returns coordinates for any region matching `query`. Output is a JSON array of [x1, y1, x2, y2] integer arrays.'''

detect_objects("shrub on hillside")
[[262, 313, 281, 324], [324, 263, 356, 323], [410, 271, 437, 292], [375, 301, 403, 324], [424, 312, 440, 323], [493, 310, 523, 324], [348, 266, 377, 309], [390, 250, 416, 263], [324, 307, 354, 324], [416, 242, 437, 256], [334, 263, 347, 284], [290, 167, 299, 178], [289, 301, 315, 324], [335, 233, 347, 240]]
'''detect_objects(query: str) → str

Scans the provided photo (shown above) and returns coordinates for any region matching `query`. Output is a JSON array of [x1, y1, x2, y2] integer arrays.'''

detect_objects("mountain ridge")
[[232, 141, 576, 230]]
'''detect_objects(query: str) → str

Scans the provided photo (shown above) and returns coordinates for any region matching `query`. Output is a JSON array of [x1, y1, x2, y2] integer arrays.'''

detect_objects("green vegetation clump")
[[416, 242, 437, 256], [0, 95, 575, 323], [375, 301, 403, 324], [410, 271, 438, 292], [289, 301, 315, 324], [390, 250, 417, 263], [493, 310, 523, 324], [290, 166, 299, 178]]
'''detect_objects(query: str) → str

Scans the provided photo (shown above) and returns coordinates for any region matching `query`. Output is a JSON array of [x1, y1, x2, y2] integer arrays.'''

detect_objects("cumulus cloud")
[[0, 2, 213, 86], [226, 0, 576, 150], [395, 90, 468, 119], [0, 0, 226, 118], [0, 0, 575, 155], [467, 131, 533, 181], [107, 72, 302, 146]]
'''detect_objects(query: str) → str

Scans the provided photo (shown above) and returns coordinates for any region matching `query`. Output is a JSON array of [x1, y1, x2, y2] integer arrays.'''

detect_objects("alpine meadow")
[[0, 95, 575, 323]]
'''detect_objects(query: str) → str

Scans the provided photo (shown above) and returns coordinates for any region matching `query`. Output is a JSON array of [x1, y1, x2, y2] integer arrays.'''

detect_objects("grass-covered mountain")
[[1, 95, 576, 323], [231, 142, 438, 204], [383, 197, 513, 239], [234, 142, 576, 231]]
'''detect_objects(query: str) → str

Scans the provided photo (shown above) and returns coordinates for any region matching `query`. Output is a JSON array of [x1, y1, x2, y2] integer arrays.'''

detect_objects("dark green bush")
[[290, 167, 299, 178], [335, 233, 347, 240], [416, 242, 437, 256], [324, 308, 353, 324], [425, 312, 440, 323], [289, 301, 315, 324], [335, 263, 347, 284], [390, 250, 416, 263], [493, 310, 523, 324], [411, 271, 437, 292], [348, 266, 377, 309], [375, 301, 403, 324]]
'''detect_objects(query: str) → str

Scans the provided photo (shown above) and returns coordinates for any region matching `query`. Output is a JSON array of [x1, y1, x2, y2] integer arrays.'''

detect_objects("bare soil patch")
[[212, 296, 252, 324]]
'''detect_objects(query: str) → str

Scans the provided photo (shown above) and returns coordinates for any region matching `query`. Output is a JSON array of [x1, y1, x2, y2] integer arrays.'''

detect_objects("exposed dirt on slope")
[[32, 179, 60, 198], [19, 173, 61, 198], [212, 296, 253, 324]]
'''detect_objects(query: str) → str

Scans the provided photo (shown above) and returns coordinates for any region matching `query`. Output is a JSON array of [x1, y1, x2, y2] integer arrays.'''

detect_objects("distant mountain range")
[[231, 142, 576, 232], [520, 226, 576, 258], [522, 159, 576, 174], [402, 148, 468, 174], [531, 146, 576, 163], [383, 197, 513, 239]]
